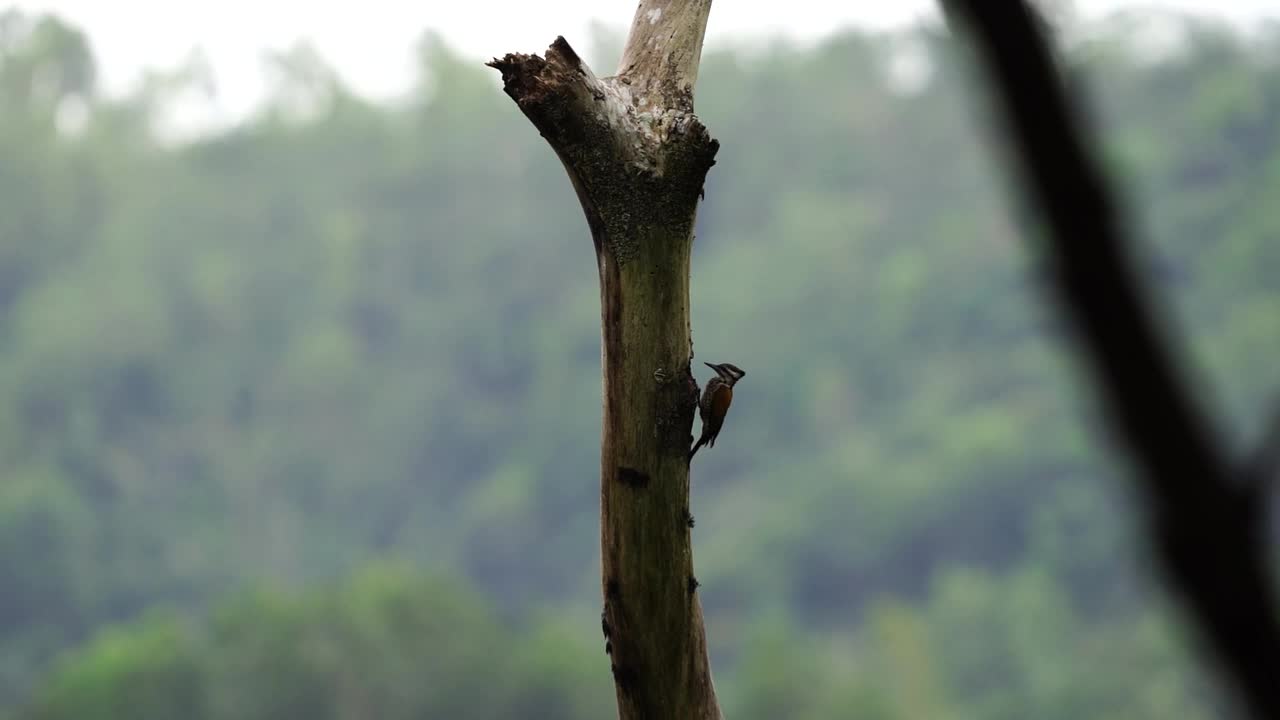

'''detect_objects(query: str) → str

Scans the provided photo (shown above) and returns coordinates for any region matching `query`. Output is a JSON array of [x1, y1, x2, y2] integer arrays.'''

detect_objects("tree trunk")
[[488, 2, 722, 717]]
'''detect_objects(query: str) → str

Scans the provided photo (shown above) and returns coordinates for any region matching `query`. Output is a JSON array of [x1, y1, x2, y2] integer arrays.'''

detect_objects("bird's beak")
[[704, 362, 717, 371]]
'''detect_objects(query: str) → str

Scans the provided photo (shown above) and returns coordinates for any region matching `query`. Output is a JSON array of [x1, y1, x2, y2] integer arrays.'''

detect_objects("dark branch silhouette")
[[938, 2, 1280, 717]]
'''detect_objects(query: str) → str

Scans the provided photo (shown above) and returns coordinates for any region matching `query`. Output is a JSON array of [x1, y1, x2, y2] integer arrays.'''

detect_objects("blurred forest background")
[[2, 5, 1279, 719]]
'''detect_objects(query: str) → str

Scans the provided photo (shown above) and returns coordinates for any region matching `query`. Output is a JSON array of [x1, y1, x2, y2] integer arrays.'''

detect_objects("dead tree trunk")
[[488, 2, 722, 717]]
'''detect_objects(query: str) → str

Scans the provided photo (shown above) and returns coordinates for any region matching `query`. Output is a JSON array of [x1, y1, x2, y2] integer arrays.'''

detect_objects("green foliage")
[[27, 613, 200, 720], [1, 8, 1277, 718], [25, 564, 613, 720]]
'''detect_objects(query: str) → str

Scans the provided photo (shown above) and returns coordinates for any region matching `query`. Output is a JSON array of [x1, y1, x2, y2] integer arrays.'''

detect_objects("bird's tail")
[[689, 436, 708, 462]]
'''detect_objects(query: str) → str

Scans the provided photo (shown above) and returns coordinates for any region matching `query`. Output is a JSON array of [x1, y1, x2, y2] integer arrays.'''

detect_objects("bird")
[[689, 362, 745, 461]]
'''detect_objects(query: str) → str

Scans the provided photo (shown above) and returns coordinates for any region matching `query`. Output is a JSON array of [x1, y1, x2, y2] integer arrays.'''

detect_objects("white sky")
[[9, 0, 1280, 122]]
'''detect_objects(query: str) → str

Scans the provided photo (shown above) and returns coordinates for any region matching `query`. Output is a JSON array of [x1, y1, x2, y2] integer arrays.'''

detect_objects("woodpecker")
[[689, 362, 745, 461]]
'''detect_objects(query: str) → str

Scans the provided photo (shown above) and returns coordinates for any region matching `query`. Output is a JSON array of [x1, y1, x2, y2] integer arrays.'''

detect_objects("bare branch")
[[617, 0, 713, 111], [938, 2, 1280, 717]]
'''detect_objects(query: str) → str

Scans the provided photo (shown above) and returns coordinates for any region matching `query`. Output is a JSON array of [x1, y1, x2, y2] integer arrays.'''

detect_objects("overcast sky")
[[9, 0, 1280, 121]]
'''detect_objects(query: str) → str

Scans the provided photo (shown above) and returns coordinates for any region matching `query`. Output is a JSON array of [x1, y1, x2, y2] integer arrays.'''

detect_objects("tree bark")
[[938, 3, 1280, 718], [488, 2, 722, 717]]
